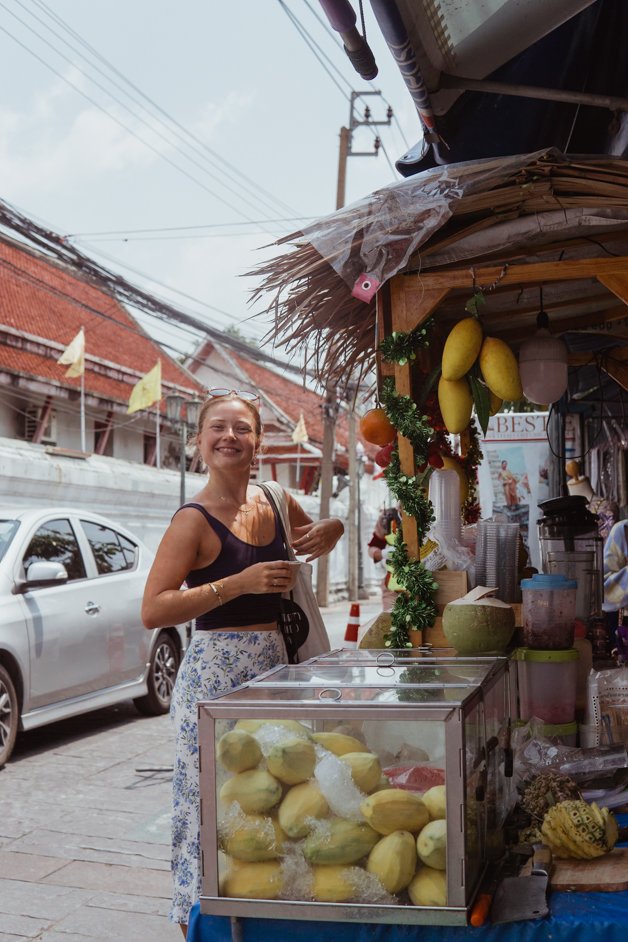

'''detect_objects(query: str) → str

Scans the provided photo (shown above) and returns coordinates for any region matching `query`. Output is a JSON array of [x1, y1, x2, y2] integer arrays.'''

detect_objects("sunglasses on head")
[[207, 387, 260, 404]]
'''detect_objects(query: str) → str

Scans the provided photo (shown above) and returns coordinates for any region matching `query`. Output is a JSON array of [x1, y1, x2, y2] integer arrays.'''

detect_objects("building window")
[[94, 418, 114, 456]]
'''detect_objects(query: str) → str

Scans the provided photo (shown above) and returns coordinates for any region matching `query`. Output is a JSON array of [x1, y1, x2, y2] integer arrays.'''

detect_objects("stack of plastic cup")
[[428, 468, 461, 544], [475, 520, 520, 603]]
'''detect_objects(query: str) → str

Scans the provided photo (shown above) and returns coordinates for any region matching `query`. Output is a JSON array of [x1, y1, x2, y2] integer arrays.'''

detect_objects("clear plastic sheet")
[[293, 148, 573, 293]]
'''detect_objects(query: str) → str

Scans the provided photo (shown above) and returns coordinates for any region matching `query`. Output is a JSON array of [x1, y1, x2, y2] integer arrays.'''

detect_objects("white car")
[[0, 507, 186, 766]]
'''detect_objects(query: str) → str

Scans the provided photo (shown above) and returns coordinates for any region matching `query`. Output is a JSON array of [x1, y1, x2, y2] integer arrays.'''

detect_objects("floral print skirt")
[[169, 628, 285, 925]]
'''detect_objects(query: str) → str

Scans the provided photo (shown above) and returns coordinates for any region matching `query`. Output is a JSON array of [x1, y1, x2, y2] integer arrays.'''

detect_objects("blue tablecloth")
[[187, 892, 628, 942], [188, 814, 628, 942]]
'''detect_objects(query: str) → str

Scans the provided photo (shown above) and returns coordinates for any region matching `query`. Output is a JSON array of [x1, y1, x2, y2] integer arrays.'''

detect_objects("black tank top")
[[177, 496, 286, 630]]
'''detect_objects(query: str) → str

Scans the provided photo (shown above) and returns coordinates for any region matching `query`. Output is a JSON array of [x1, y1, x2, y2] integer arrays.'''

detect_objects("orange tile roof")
[[228, 352, 378, 459], [0, 237, 204, 406]]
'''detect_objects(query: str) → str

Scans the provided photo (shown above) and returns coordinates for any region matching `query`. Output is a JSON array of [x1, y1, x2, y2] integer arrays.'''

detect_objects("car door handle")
[[85, 602, 101, 615]]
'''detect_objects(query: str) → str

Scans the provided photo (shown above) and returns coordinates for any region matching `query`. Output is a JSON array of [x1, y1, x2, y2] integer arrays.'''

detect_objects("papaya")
[[311, 731, 365, 756], [219, 769, 282, 814], [422, 784, 446, 821], [221, 815, 283, 861], [479, 337, 523, 401], [216, 729, 262, 773], [266, 736, 316, 785], [416, 819, 447, 870], [366, 830, 417, 893], [221, 860, 283, 899], [441, 317, 483, 381], [340, 752, 382, 794], [278, 782, 329, 838], [437, 376, 473, 434], [360, 788, 430, 835], [407, 866, 447, 906], [303, 818, 380, 865], [311, 865, 361, 902]]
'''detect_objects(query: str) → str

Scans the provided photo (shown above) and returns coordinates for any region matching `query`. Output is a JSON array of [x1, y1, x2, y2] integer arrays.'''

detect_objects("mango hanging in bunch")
[[441, 317, 483, 381], [479, 337, 523, 401], [437, 376, 473, 434]]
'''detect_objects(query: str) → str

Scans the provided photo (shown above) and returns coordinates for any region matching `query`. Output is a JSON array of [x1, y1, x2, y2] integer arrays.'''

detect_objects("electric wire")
[[0, 10, 277, 232], [31, 0, 300, 220], [298, 0, 410, 149], [75, 240, 268, 341], [277, 0, 352, 99], [23, 0, 301, 222], [65, 218, 317, 238]]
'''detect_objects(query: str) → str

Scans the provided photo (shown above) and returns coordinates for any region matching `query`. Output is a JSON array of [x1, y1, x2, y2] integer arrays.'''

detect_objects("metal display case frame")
[[198, 656, 514, 926]]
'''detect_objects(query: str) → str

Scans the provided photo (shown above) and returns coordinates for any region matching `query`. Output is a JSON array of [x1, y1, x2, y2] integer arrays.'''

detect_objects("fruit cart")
[[197, 656, 515, 926]]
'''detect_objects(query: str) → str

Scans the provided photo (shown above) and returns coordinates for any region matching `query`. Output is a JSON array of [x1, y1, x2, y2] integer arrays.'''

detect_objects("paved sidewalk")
[[0, 704, 180, 941], [0, 596, 384, 941]]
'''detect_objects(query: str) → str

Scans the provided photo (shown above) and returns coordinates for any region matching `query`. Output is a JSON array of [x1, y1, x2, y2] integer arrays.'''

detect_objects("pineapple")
[[541, 800, 619, 859]]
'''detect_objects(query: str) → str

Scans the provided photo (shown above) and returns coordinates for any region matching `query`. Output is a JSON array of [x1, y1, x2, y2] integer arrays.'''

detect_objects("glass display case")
[[198, 656, 515, 926]]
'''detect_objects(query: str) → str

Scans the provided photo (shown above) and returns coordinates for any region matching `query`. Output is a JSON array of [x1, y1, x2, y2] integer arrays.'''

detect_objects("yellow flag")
[[57, 327, 85, 378], [291, 411, 308, 444], [127, 361, 162, 414]]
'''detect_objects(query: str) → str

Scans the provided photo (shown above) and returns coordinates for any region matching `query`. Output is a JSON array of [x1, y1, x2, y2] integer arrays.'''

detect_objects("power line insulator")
[[374, 136, 381, 153]]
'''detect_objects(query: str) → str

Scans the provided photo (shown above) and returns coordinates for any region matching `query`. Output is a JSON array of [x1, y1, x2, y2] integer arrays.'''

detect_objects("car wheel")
[[0, 664, 19, 768], [134, 633, 180, 716]]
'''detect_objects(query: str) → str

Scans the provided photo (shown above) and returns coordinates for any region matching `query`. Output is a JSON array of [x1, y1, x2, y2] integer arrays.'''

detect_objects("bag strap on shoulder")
[[259, 482, 296, 561]]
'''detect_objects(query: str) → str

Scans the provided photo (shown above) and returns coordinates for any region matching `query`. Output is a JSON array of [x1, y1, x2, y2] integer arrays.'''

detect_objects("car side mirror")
[[18, 561, 69, 591]]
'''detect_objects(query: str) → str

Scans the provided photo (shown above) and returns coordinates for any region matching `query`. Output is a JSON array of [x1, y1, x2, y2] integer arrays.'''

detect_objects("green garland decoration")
[[378, 320, 434, 365], [377, 377, 439, 648]]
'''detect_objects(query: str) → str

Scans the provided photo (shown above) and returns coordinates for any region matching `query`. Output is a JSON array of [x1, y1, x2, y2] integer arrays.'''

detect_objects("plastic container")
[[514, 647, 579, 724], [520, 573, 577, 648], [573, 636, 593, 717], [515, 719, 578, 747], [546, 550, 595, 620]]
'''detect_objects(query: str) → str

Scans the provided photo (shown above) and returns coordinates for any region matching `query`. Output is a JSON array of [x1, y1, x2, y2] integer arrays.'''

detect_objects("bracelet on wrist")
[[207, 581, 224, 605]]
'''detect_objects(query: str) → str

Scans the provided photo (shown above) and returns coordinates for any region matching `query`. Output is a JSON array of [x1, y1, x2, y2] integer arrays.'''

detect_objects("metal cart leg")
[[230, 916, 243, 942]]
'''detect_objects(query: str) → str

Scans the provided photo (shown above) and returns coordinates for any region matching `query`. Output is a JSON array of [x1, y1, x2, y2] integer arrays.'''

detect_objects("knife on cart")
[[489, 844, 552, 924]]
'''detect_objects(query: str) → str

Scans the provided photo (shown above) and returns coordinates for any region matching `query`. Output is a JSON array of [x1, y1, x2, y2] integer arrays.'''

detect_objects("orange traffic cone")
[[344, 602, 361, 648]]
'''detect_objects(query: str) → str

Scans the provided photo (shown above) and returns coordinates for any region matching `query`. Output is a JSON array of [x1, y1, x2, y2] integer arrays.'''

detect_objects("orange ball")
[[359, 408, 396, 446]]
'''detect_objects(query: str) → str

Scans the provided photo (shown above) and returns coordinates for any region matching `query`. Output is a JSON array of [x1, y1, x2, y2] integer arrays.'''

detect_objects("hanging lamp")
[[518, 290, 569, 404]]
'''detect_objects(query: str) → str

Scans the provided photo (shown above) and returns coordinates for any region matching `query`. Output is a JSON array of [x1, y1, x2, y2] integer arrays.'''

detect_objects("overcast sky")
[[0, 1, 420, 367]]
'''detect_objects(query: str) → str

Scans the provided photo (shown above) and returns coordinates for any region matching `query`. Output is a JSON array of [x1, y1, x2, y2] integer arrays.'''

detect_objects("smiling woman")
[[141, 391, 343, 935]]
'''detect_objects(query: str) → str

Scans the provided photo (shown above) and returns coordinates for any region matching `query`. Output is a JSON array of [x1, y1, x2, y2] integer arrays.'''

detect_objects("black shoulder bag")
[[259, 483, 310, 664]]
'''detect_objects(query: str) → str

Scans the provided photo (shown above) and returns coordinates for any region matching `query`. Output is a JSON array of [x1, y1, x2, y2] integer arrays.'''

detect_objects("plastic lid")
[[520, 573, 578, 590], [513, 647, 579, 662], [540, 721, 578, 735], [513, 719, 578, 735]]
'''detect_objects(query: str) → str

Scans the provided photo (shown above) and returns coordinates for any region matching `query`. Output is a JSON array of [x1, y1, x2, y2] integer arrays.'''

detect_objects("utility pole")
[[316, 91, 392, 607]]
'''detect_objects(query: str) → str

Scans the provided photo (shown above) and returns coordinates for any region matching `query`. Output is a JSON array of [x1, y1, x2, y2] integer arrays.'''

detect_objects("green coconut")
[[442, 595, 515, 655]]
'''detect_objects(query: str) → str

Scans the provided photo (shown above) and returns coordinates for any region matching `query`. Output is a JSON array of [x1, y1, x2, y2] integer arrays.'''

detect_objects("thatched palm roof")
[[250, 149, 628, 390]]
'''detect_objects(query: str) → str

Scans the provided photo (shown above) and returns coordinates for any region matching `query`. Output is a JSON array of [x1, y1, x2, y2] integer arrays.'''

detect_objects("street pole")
[[347, 407, 358, 601], [316, 93, 392, 608], [316, 123, 350, 608], [179, 420, 187, 506], [316, 387, 338, 607]]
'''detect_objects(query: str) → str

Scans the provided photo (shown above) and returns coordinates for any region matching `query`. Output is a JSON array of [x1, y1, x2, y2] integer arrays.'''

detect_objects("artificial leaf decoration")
[[464, 291, 486, 317], [468, 371, 490, 435]]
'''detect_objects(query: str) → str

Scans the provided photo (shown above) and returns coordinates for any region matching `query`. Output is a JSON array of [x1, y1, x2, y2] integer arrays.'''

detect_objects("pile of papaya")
[[216, 719, 449, 907], [438, 317, 522, 435]]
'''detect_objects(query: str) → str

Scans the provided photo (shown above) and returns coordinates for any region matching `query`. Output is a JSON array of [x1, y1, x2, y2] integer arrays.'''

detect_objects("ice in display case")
[[198, 655, 516, 926]]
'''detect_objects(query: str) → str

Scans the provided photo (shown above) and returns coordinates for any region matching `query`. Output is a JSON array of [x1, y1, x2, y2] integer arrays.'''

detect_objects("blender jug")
[[537, 495, 603, 603]]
